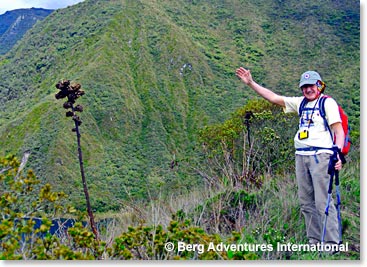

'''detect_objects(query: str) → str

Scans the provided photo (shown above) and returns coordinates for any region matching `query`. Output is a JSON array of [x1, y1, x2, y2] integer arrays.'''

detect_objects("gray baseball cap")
[[299, 71, 322, 88]]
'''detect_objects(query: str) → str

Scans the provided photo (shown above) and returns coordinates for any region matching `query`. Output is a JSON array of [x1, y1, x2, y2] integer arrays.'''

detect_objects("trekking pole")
[[321, 149, 338, 243], [334, 170, 342, 244], [321, 168, 334, 243], [335, 147, 346, 244]]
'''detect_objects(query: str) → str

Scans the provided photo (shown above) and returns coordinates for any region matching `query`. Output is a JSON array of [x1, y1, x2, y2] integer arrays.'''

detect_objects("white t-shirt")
[[283, 94, 341, 155]]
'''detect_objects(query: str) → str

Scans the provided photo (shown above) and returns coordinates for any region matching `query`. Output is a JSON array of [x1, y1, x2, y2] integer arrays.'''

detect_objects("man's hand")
[[236, 67, 253, 85], [335, 157, 342, 170], [235, 66, 285, 107]]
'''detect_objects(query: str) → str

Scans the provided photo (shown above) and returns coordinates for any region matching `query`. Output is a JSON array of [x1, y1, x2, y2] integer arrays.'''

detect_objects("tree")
[[198, 98, 297, 189]]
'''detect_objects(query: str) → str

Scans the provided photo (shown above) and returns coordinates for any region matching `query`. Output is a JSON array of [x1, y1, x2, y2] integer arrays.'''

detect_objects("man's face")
[[301, 84, 320, 101]]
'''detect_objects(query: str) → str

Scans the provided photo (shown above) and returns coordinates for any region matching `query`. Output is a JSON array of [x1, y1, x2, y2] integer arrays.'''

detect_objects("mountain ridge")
[[0, 7, 53, 54]]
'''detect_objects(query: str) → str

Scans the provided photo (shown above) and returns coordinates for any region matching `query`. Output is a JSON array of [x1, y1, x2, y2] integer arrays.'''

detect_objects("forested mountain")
[[0, 8, 53, 54], [0, 0, 359, 211]]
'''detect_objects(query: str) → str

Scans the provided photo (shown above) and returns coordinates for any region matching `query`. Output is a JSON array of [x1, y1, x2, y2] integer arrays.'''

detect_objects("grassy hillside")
[[0, 0, 360, 212]]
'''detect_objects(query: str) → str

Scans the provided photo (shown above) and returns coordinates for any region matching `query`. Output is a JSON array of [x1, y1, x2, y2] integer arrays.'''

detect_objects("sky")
[[0, 0, 85, 15]]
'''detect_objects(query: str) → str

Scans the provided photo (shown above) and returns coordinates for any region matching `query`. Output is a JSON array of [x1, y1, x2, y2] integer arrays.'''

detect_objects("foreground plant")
[[0, 155, 71, 259], [55, 80, 99, 240]]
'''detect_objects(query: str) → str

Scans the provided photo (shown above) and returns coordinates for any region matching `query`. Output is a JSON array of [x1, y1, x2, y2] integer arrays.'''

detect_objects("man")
[[235, 67, 344, 246]]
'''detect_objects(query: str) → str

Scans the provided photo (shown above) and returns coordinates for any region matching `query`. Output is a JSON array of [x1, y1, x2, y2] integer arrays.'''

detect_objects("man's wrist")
[[247, 80, 255, 87]]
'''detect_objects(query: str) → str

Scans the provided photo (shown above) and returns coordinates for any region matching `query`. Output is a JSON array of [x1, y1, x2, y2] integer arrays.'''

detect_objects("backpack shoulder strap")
[[318, 95, 334, 141], [298, 97, 308, 116], [318, 95, 328, 117]]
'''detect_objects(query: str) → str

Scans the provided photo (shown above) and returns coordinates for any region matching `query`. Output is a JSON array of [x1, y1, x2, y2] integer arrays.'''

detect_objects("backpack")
[[298, 95, 351, 156]]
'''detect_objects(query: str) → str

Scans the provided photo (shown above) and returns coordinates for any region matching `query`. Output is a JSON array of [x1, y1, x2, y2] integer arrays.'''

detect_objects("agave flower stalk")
[[55, 80, 99, 240]]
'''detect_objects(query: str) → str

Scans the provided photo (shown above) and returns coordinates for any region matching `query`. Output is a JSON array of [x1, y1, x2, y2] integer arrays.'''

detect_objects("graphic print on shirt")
[[299, 108, 320, 128]]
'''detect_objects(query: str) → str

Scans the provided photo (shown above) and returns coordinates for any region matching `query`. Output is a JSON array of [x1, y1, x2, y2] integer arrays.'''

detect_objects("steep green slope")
[[0, 0, 359, 211]]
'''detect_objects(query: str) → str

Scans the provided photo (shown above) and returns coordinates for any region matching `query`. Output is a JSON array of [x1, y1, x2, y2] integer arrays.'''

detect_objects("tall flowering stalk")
[[55, 80, 99, 240]]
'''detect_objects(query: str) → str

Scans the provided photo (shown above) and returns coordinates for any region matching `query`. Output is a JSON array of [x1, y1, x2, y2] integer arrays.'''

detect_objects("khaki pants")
[[295, 153, 339, 244]]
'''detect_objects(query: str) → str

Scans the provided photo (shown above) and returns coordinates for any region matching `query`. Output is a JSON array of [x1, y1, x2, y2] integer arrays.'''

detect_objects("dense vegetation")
[[0, 0, 360, 260]]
